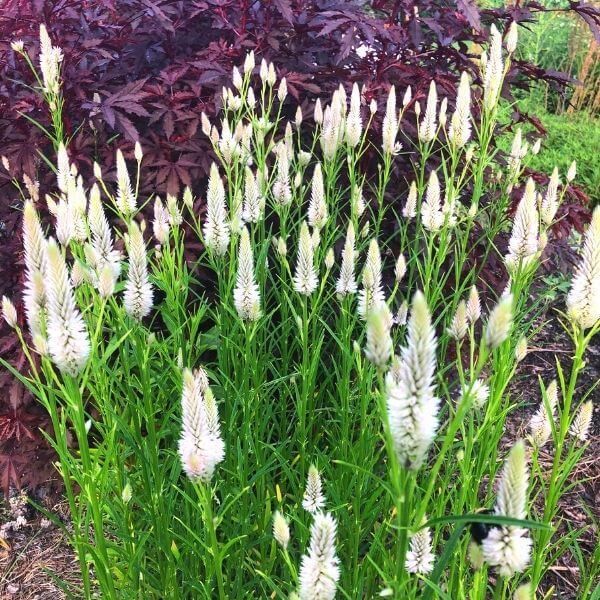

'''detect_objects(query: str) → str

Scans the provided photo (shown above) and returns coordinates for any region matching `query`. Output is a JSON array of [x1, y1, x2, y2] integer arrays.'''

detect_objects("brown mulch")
[[0, 497, 81, 600]]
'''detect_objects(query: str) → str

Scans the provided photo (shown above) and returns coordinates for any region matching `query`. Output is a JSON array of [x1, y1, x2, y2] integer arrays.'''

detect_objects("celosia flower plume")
[[203, 163, 230, 255], [123, 221, 153, 320], [386, 291, 439, 469], [298, 512, 340, 600], [179, 368, 225, 483], [45, 239, 90, 376], [481, 440, 532, 576], [294, 221, 318, 296], [566, 206, 600, 329], [233, 226, 261, 321]]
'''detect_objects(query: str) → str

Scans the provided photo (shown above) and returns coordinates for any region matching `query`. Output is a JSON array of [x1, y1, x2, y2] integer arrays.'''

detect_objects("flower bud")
[[2, 296, 18, 328]]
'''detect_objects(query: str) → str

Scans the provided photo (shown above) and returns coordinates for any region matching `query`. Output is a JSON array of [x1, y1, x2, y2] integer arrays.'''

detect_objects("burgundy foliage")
[[1, 0, 599, 493]]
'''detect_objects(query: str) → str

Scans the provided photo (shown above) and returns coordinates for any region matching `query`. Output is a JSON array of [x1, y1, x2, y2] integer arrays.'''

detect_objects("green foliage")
[[499, 110, 600, 205]]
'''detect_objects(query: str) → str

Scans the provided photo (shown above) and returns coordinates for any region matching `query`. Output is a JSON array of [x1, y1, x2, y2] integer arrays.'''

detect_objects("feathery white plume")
[[2, 296, 18, 328], [386, 291, 439, 469], [22, 202, 48, 338], [541, 167, 559, 225], [569, 401, 593, 441], [528, 380, 558, 447], [365, 304, 393, 369], [203, 163, 230, 255], [308, 163, 328, 229], [462, 379, 490, 410], [448, 300, 468, 340], [45, 239, 90, 376], [421, 170, 443, 232], [294, 222, 318, 295], [56, 143, 71, 194], [405, 524, 435, 574], [466, 285, 481, 323], [482, 25, 504, 112], [88, 184, 121, 281], [403, 182, 418, 219], [115, 149, 136, 215], [449, 72, 471, 148], [419, 81, 438, 143], [481, 441, 532, 576], [358, 240, 385, 318], [505, 178, 539, 271], [485, 294, 513, 349], [382, 86, 399, 154], [179, 368, 225, 482], [566, 206, 600, 329], [234, 226, 261, 321], [345, 83, 362, 148], [243, 167, 263, 223], [273, 511, 291, 550], [302, 465, 326, 514], [39, 25, 63, 94], [123, 221, 153, 320], [152, 196, 171, 245], [336, 222, 357, 296], [298, 512, 340, 600]]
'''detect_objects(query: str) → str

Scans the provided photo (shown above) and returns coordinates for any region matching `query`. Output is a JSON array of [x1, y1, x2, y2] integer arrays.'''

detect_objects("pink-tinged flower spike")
[[234, 227, 261, 321], [386, 291, 439, 469], [358, 240, 385, 318], [569, 401, 593, 442], [482, 440, 532, 576], [2, 296, 18, 328], [402, 182, 417, 219], [88, 184, 121, 280], [302, 465, 326, 514], [449, 72, 471, 148], [336, 221, 357, 297], [345, 83, 362, 148], [45, 239, 90, 376], [123, 221, 153, 320], [419, 80, 438, 143], [203, 163, 230, 255], [541, 167, 559, 226], [243, 167, 263, 223], [22, 201, 48, 339], [482, 25, 504, 112], [466, 285, 481, 323], [505, 21, 518, 54], [298, 512, 340, 600], [485, 294, 513, 349], [56, 143, 71, 194], [421, 170, 443, 232], [178, 368, 225, 483], [365, 304, 393, 369], [308, 163, 328, 230], [382, 85, 399, 155], [528, 380, 558, 448], [505, 178, 539, 272], [273, 144, 292, 206], [447, 300, 468, 341], [152, 196, 170, 245], [115, 149, 136, 216], [405, 522, 435, 574], [293, 222, 318, 296], [39, 24, 63, 94], [566, 206, 600, 329]]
